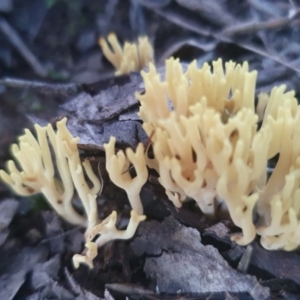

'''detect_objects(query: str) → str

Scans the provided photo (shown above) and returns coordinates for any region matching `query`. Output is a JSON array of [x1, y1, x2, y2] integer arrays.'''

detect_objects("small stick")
[[237, 245, 253, 272], [222, 8, 300, 36], [149, 3, 300, 75], [97, 161, 104, 196], [0, 77, 79, 95], [0, 16, 47, 77]]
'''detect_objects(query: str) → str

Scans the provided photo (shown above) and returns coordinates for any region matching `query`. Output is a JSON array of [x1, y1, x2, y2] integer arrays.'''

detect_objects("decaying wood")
[[131, 217, 270, 299]]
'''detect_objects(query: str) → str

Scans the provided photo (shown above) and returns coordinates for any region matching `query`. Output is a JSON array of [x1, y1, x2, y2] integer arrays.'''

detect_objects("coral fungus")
[[0, 118, 146, 268], [2, 54, 300, 269], [131, 57, 300, 249], [99, 33, 154, 76]]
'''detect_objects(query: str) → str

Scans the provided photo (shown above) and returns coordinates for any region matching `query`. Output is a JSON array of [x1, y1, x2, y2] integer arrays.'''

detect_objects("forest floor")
[[1, 1, 300, 299]]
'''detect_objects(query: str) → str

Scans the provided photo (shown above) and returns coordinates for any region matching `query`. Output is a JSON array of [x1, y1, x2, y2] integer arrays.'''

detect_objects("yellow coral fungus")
[[133, 57, 300, 249], [99, 33, 154, 76], [0, 118, 146, 269], [0, 118, 100, 230], [73, 210, 146, 269]]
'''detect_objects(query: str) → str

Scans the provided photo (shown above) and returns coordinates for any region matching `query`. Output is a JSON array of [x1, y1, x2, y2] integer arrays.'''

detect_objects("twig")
[[146, 3, 300, 75], [237, 245, 253, 273], [150, 4, 211, 36], [222, 8, 300, 36], [289, 0, 298, 9], [248, 0, 283, 18], [0, 77, 80, 95], [175, 0, 235, 26], [0, 16, 47, 77], [221, 36, 300, 75], [40, 226, 82, 244]]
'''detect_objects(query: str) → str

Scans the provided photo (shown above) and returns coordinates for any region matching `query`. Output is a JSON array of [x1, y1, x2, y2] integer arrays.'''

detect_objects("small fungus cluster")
[[0, 118, 146, 268], [99, 33, 154, 76]]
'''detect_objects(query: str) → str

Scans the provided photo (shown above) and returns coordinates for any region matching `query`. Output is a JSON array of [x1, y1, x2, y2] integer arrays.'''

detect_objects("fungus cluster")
[[1, 51, 300, 270], [99, 33, 154, 76], [135, 58, 271, 245], [0, 118, 146, 268], [105, 57, 300, 250]]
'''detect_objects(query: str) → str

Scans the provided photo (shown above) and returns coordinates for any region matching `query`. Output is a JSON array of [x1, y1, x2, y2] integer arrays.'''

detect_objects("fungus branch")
[[104, 137, 148, 215], [73, 210, 146, 269]]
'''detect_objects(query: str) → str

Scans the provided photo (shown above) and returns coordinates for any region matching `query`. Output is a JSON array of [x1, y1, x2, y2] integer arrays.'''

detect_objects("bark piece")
[[203, 222, 233, 246], [0, 198, 18, 230], [64, 268, 103, 300], [250, 242, 300, 285], [42, 211, 65, 254], [61, 73, 144, 125], [131, 217, 270, 299], [30, 254, 61, 290], [0, 198, 18, 246], [0, 246, 48, 300], [38, 278, 75, 300], [67, 117, 147, 149]]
